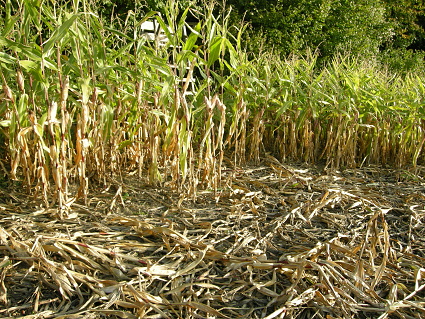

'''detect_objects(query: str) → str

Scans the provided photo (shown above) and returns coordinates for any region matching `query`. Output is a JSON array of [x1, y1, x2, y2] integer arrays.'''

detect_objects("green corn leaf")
[[155, 15, 174, 47], [104, 26, 133, 42], [183, 23, 201, 52], [177, 6, 190, 32], [207, 36, 222, 67], [23, 0, 42, 32], [2, 0, 19, 37], [0, 37, 41, 61], [79, 77, 91, 106], [134, 11, 159, 29], [113, 42, 135, 61], [17, 94, 29, 126], [0, 52, 16, 64], [177, 50, 197, 65], [224, 38, 238, 70], [19, 59, 44, 83], [19, 60, 38, 71], [43, 14, 80, 56], [101, 104, 114, 142], [43, 57, 58, 71]]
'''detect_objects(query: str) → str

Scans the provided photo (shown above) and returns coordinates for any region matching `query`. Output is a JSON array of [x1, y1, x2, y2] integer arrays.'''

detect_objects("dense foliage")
[[226, 0, 425, 70], [228, 0, 389, 56], [382, 0, 425, 50]]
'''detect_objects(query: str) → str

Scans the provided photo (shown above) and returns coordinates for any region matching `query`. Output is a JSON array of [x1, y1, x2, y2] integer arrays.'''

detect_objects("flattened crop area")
[[1, 160, 425, 319]]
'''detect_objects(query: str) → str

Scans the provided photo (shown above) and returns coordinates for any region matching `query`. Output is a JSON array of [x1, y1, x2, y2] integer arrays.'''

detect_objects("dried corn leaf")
[[0, 165, 424, 318]]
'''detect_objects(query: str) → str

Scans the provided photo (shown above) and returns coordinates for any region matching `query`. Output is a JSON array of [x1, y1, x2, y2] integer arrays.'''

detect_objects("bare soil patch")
[[1, 158, 425, 318]]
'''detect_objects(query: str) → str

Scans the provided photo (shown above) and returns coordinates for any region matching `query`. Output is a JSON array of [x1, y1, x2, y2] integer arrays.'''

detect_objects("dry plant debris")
[[1, 160, 425, 319]]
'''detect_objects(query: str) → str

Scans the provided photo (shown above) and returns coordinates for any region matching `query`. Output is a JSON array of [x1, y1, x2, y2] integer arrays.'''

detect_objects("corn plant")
[[1, 0, 425, 208]]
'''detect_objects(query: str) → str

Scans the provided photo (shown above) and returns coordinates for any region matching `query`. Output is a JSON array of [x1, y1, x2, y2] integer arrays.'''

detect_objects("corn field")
[[0, 0, 424, 206], [1, 1, 425, 318]]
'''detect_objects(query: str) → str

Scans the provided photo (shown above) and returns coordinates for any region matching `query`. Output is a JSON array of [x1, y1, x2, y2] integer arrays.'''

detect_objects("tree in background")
[[377, 0, 425, 74], [92, 0, 200, 23], [226, 0, 394, 60], [382, 0, 425, 50]]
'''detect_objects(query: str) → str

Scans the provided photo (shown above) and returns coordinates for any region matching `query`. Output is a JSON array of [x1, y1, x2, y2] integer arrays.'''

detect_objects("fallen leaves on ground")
[[1, 160, 425, 318]]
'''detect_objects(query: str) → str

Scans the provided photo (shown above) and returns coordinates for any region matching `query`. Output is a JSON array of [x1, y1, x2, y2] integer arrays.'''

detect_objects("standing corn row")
[[0, 0, 425, 208]]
